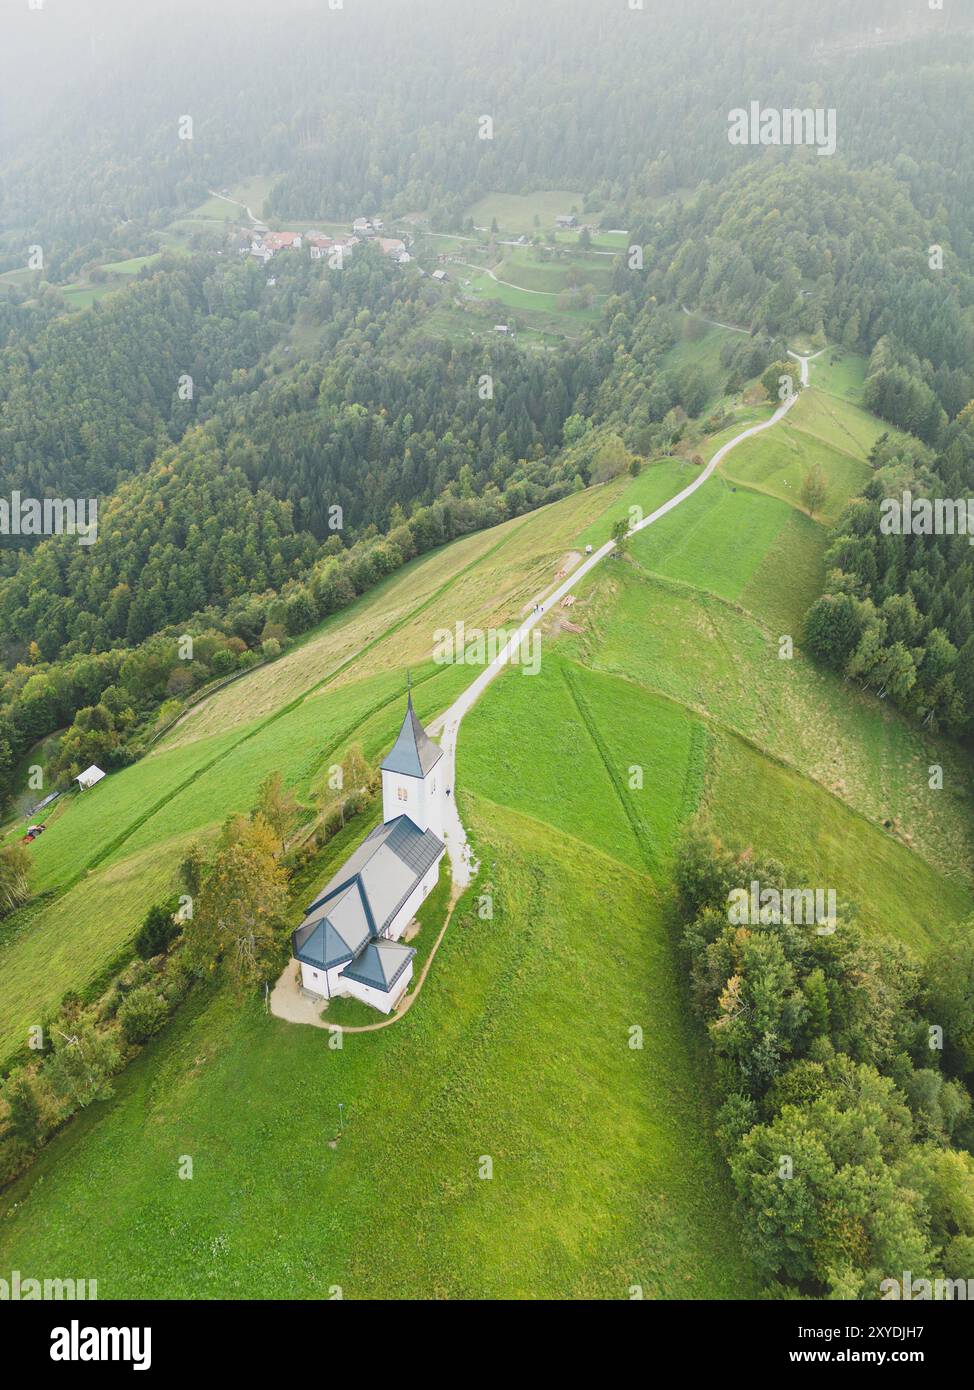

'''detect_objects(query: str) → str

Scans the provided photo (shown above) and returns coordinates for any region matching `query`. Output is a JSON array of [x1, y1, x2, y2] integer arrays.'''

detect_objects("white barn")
[[290, 693, 445, 1014], [75, 765, 106, 791]]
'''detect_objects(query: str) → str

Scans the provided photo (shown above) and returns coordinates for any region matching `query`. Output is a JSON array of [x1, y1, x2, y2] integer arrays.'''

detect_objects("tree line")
[[677, 833, 974, 1298]]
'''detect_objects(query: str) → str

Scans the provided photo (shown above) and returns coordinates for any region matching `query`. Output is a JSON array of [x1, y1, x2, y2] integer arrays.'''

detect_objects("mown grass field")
[[461, 656, 708, 876], [721, 424, 866, 522], [2, 342, 971, 1298], [494, 248, 615, 294], [571, 565, 974, 893], [457, 265, 603, 322], [466, 190, 583, 233], [698, 730, 970, 951], [807, 349, 868, 403], [183, 177, 279, 226], [626, 473, 821, 627]]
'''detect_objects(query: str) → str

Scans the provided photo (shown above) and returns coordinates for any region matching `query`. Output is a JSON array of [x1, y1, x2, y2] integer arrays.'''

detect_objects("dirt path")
[[456, 260, 609, 300], [207, 189, 262, 226]]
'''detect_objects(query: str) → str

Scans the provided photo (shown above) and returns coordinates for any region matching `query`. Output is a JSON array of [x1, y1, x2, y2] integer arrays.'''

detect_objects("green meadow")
[[0, 796, 758, 1299], [806, 349, 869, 403], [466, 190, 583, 233], [494, 248, 615, 294], [663, 323, 741, 414], [0, 471, 697, 1067]]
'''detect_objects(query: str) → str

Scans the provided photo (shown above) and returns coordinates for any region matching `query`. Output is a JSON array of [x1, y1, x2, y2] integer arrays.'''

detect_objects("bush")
[[117, 986, 169, 1045], [210, 648, 236, 676], [134, 901, 180, 960]]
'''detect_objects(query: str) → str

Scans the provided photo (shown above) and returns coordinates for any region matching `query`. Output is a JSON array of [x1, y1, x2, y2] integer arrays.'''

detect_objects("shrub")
[[117, 986, 169, 1045], [134, 901, 180, 960]]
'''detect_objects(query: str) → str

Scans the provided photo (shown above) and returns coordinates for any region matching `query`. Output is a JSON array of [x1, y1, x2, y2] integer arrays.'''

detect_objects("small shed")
[[75, 765, 106, 791]]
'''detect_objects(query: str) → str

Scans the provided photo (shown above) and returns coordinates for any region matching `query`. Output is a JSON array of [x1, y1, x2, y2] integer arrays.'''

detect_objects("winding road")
[[272, 344, 822, 1032], [429, 346, 821, 892]]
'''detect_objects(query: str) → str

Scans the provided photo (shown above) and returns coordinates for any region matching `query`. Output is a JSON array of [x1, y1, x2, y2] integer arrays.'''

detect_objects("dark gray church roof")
[[291, 815, 443, 981], [291, 906, 368, 973], [342, 940, 415, 993], [380, 693, 443, 779]]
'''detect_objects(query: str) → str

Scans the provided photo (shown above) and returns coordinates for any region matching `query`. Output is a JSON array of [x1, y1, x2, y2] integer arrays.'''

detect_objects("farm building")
[[290, 693, 446, 1015], [308, 234, 358, 261], [261, 231, 303, 253], [75, 765, 106, 791], [556, 214, 578, 228]]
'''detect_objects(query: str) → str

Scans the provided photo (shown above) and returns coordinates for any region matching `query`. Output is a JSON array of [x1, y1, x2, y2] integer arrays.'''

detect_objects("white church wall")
[[382, 769, 425, 829], [381, 764, 444, 837], [341, 961, 414, 1015], [300, 960, 347, 998], [425, 767, 443, 838]]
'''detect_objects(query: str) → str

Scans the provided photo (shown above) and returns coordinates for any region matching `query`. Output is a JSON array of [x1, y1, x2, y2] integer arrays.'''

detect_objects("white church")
[[290, 692, 446, 1014]]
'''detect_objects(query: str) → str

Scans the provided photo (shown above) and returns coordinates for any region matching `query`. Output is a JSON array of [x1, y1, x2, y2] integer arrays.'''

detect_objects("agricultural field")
[[493, 248, 615, 295], [456, 265, 603, 324], [434, 235, 616, 334], [571, 564, 974, 892], [182, 176, 279, 226], [626, 475, 818, 617], [466, 190, 584, 234], [698, 730, 969, 953]]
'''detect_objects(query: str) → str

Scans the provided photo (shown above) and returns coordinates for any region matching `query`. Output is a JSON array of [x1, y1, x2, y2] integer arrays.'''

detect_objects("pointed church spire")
[[381, 685, 443, 778]]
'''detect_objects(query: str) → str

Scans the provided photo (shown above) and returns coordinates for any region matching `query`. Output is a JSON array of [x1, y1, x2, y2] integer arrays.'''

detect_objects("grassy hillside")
[[1, 356, 971, 1297], [0, 468, 691, 1067], [0, 799, 758, 1299]]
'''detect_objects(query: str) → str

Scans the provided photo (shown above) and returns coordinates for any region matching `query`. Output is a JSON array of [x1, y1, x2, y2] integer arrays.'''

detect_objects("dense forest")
[[804, 416, 974, 737], [0, 0, 972, 801]]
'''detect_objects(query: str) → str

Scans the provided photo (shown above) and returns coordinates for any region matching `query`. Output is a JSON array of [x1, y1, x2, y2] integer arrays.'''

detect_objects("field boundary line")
[[560, 663, 659, 874]]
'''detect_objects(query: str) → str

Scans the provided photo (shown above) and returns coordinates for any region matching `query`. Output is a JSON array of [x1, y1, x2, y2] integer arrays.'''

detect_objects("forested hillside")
[[0, 0, 971, 793]]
